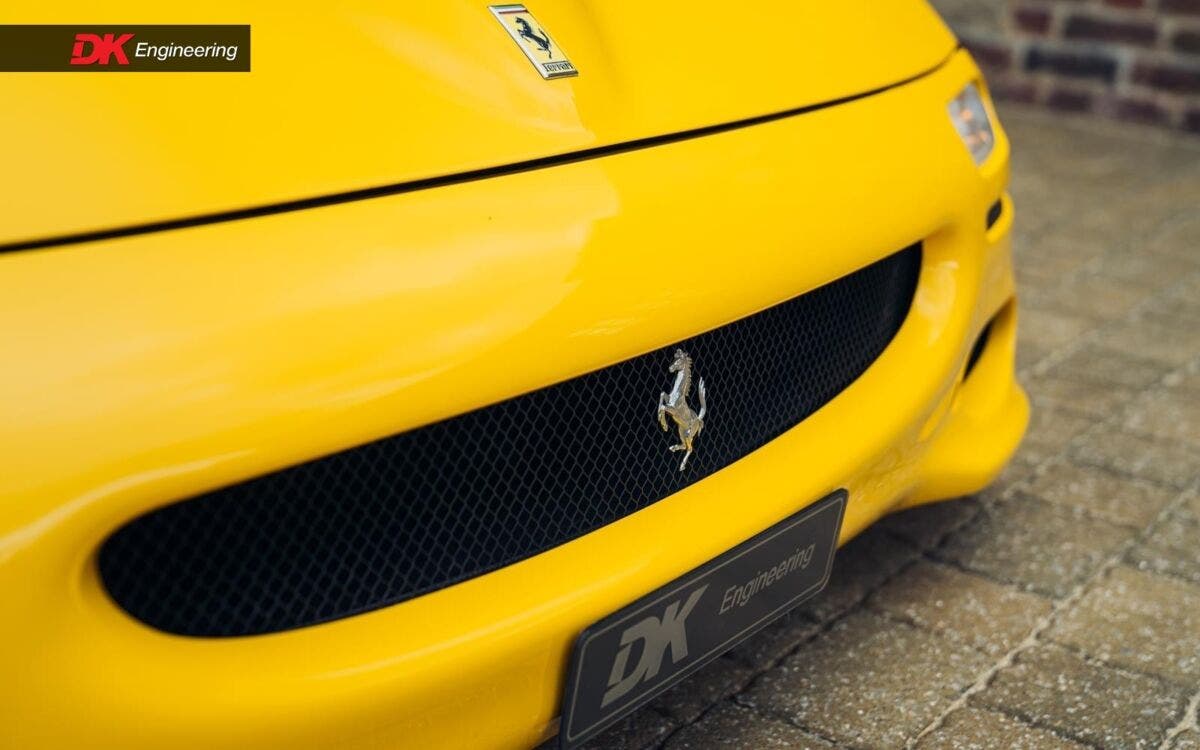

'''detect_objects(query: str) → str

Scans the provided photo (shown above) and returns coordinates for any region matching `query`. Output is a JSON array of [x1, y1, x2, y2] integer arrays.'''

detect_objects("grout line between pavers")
[[907, 484, 1193, 749], [932, 127, 1200, 747], [693, 550, 927, 747], [902, 567, 1094, 748], [1130, 563, 1200, 593], [861, 604, 1014, 662], [1016, 218, 1200, 380], [973, 702, 1107, 750], [1042, 639, 1199, 693], [909, 485, 1200, 748], [908, 336, 1200, 748], [982, 484, 1145, 533], [728, 697, 859, 750], [645, 665, 758, 750], [1159, 688, 1200, 750], [916, 549, 1060, 599], [1065, 448, 1195, 493], [702, 507, 991, 746], [1007, 482, 1172, 534]]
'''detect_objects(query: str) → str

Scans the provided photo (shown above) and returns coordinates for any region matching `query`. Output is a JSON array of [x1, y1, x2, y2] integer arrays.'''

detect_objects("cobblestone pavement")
[[586, 106, 1200, 749]]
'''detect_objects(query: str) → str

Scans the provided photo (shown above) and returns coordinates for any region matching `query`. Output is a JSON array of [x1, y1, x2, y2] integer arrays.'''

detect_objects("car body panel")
[[0, 48, 1025, 749], [0, 0, 955, 245]]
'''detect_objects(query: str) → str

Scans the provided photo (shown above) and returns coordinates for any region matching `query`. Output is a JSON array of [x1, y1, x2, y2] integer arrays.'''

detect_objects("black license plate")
[[559, 490, 846, 748]]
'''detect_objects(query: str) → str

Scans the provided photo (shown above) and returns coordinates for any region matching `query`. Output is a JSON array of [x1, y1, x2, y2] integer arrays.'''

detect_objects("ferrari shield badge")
[[657, 350, 707, 471], [490, 4, 578, 79]]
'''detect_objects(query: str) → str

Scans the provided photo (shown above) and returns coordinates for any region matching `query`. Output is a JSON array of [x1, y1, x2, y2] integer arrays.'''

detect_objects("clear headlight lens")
[[948, 83, 995, 166]]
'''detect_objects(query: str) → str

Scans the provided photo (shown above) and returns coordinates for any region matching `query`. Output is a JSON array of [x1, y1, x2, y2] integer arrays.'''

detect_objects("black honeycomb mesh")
[[99, 244, 921, 637]]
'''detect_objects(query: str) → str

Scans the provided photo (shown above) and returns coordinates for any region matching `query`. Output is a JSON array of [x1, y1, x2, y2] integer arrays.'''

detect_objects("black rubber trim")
[[0, 47, 961, 255], [986, 198, 1004, 230]]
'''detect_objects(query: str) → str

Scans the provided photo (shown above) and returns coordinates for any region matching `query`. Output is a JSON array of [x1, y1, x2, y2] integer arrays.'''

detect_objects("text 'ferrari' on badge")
[[489, 4, 577, 79], [657, 349, 706, 471]]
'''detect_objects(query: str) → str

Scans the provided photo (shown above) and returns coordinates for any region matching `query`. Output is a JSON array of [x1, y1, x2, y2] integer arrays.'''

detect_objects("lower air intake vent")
[[99, 244, 921, 637]]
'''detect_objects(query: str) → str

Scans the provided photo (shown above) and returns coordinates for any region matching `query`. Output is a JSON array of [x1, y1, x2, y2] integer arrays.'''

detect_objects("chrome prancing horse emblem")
[[657, 349, 707, 471], [489, 4, 578, 79]]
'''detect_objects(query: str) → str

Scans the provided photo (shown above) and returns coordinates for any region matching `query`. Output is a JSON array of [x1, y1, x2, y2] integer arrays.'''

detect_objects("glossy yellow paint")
[[0, 0, 954, 245], [0, 36, 1024, 750]]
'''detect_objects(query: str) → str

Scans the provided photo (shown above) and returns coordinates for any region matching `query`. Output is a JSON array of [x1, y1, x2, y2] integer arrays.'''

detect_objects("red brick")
[[965, 39, 1014, 71], [1134, 62, 1200, 92], [1064, 15, 1158, 46], [1047, 88, 1094, 111], [1016, 7, 1053, 34], [1116, 98, 1168, 124], [1026, 47, 1119, 82], [1161, 0, 1200, 14], [1174, 29, 1200, 54]]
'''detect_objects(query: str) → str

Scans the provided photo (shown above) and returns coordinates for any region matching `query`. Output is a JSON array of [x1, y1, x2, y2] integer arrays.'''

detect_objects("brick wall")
[[929, 0, 1200, 133]]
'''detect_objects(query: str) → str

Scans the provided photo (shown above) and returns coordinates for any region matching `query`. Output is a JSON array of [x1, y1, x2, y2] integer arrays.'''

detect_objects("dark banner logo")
[[0, 25, 250, 71]]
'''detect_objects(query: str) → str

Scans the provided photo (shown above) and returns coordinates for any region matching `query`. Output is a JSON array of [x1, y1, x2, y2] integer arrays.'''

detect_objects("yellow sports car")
[[0, 2, 1026, 748]]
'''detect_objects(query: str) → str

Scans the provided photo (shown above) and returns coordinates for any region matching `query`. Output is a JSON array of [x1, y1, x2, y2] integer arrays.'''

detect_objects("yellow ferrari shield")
[[490, 4, 577, 79]]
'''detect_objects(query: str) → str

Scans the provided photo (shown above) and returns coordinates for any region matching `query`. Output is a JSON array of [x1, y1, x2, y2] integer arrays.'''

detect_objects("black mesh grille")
[[99, 244, 921, 637]]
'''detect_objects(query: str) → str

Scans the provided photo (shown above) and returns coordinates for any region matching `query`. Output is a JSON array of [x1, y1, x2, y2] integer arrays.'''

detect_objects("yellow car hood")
[[0, 1, 955, 247]]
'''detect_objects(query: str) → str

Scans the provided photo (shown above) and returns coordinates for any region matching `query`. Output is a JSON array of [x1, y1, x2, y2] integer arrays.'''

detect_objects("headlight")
[[948, 83, 995, 166]]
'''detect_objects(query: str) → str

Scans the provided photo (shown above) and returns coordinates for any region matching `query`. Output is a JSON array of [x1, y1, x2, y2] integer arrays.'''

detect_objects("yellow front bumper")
[[0, 50, 1025, 749]]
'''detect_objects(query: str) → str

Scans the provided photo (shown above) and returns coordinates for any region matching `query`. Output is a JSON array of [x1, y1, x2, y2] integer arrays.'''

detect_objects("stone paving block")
[[916, 707, 1091, 750], [868, 560, 1052, 656], [1019, 307, 1097, 351], [1034, 227, 1113, 264], [1142, 303, 1200, 338], [1169, 364, 1200, 398], [1017, 338, 1052, 373], [726, 609, 821, 671], [1027, 375, 1139, 421], [582, 706, 677, 750], [1049, 565, 1200, 687], [1046, 344, 1170, 389], [1015, 236, 1098, 282], [986, 459, 1037, 494], [1142, 288, 1200, 331], [1097, 317, 1199, 367], [1148, 216, 1200, 263], [1070, 427, 1200, 489], [663, 702, 835, 750], [1016, 409, 1097, 468], [740, 609, 990, 749], [997, 457, 1038, 491], [1127, 493, 1200, 583], [1026, 459, 1177, 528], [934, 495, 1133, 597], [973, 643, 1190, 749], [1026, 276, 1149, 324], [1096, 252, 1199, 292], [1016, 261, 1080, 294], [651, 656, 754, 725], [1122, 387, 1200, 445], [795, 526, 919, 624], [880, 497, 984, 551], [1173, 491, 1200, 525]]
